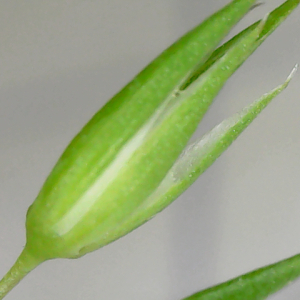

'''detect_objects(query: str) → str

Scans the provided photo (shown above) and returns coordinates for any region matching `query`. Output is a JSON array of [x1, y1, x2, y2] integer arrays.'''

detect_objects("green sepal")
[[99, 65, 297, 248], [181, 0, 300, 90], [101, 0, 300, 245]]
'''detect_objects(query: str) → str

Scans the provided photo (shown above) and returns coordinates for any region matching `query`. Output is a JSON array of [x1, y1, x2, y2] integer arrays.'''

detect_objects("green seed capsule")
[[24, 0, 259, 260], [0, 1, 299, 299]]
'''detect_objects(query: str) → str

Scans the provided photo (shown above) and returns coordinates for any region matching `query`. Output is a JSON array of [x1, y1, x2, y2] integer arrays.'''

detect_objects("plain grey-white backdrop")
[[0, 1, 300, 299]]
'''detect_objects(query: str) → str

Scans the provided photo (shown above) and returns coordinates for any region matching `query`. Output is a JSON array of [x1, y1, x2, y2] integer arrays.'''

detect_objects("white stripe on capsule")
[[54, 93, 180, 236]]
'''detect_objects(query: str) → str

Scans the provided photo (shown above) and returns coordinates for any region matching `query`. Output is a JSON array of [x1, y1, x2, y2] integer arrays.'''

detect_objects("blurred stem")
[[0, 247, 41, 299]]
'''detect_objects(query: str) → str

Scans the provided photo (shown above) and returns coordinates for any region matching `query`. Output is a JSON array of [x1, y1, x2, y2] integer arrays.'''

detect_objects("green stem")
[[0, 247, 42, 300]]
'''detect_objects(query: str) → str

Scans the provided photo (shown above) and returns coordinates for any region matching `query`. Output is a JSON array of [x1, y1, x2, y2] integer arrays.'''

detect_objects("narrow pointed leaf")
[[183, 251, 300, 300]]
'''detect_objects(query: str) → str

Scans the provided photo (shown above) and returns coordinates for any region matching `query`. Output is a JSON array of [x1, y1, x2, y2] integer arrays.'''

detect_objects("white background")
[[0, 1, 300, 299]]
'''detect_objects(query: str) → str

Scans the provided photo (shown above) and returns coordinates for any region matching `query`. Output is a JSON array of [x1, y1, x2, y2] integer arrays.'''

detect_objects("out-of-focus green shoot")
[[183, 247, 300, 300], [0, 0, 299, 299]]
